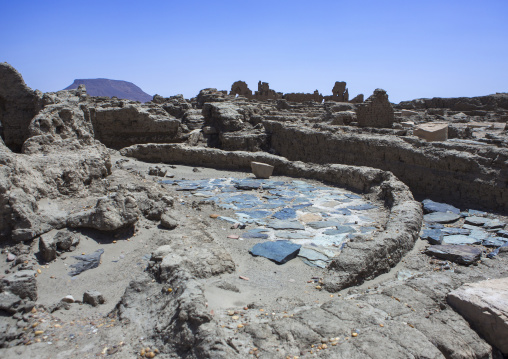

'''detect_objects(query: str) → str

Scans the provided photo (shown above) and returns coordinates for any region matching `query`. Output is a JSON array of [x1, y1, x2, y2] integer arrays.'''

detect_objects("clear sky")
[[1, 0, 507, 103]]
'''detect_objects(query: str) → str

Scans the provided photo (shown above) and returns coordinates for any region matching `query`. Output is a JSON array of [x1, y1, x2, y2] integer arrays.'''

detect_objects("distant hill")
[[63, 78, 152, 102]]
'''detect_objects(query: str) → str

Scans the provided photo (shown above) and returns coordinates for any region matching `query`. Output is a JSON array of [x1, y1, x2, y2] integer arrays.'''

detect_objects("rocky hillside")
[[63, 78, 152, 102]]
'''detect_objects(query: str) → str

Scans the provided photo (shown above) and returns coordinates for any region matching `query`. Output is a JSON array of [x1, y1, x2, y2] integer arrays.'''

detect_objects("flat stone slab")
[[441, 228, 470, 235], [464, 216, 491, 226], [425, 245, 481, 265], [422, 199, 460, 214], [307, 221, 344, 229], [275, 231, 314, 239], [483, 237, 508, 247], [266, 220, 305, 231], [323, 226, 356, 235], [421, 229, 443, 245], [249, 240, 301, 264], [441, 235, 482, 245], [423, 212, 461, 224], [298, 247, 332, 268], [447, 277, 508, 354]]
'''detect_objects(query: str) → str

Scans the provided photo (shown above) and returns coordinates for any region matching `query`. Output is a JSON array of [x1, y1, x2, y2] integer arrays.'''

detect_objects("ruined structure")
[[1, 63, 508, 358], [356, 88, 394, 128]]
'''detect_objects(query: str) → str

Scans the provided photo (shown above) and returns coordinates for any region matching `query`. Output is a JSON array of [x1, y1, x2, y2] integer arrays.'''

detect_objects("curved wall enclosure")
[[121, 144, 423, 290]]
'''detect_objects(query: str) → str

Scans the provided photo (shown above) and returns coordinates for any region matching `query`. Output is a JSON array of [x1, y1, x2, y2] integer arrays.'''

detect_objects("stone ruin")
[[1, 62, 508, 358], [229, 80, 361, 104]]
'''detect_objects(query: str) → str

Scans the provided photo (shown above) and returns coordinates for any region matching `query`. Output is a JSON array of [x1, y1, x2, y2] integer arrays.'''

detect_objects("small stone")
[[34, 330, 44, 336], [7, 253, 16, 262], [210, 214, 219, 218], [227, 235, 240, 239], [232, 315, 240, 320], [160, 212, 178, 230], [352, 332, 358, 337], [251, 162, 274, 179], [83, 290, 105, 307]]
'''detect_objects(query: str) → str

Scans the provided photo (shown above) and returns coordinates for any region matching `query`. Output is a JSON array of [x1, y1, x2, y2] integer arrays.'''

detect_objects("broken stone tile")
[[423, 212, 461, 224], [348, 204, 377, 211], [482, 237, 508, 247], [266, 220, 305, 230], [425, 245, 482, 265], [441, 228, 470, 235], [464, 216, 491, 226], [442, 235, 481, 245], [422, 199, 460, 214], [307, 220, 344, 229], [274, 231, 314, 239], [323, 226, 356, 235], [249, 240, 301, 264], [272, 208, 297, 220]]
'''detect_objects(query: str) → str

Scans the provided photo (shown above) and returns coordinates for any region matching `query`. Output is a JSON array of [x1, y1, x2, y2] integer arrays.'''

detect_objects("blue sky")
[[1, 0, 507, 103]]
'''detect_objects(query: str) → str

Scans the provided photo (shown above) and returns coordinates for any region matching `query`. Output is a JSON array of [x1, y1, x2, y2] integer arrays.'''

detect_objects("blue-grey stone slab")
[[442, 235, 481, 245], [469, 229, 490, 241], [427, 223, 445, 229], [483, 219, 505, 229], [424, 212, 461, 224], [275, 231, 314, 239], [464, 216, 490, 226], [234, 203, 257, 209], [249, 241, 301, 264], [482, 237, 508, 247], [426, 245, 482, 265], [242, 231, 269, 239], [441, 228, 470, 235], [292, 203, 313, 210], [422, 199, 460, 214], [311, 234, 348, 246], [468, 209, 487, 216], [421, 229, 444, 245], [307, 221, 344, 229], [298, 248, 331, 268], [273, 208, 297, 220], [266, 220, 305, 230], [348, 204, 377, 211], [323, 226, 356, 235], [220, 186, 238, 193]]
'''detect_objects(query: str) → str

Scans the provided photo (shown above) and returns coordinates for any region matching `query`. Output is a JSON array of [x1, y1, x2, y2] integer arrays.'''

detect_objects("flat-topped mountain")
[[63, 78, 152, 102]]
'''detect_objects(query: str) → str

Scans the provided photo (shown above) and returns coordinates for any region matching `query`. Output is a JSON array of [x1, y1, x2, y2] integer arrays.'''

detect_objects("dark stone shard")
[[423, 212, 461, 224], [249, 240, 301, 264], [427, 223, 445, 229], [69, 249, 104, 276], [426, 245, 482, 265], [242, 231, 269, 239], [273, 208, 297, 220], [421, 229, 443, 245], [422, 199, 460, 214]]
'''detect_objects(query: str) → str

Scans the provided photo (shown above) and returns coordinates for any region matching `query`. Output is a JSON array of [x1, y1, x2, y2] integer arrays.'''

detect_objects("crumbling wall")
[[356, 89, 394, 128], [264, 121, 508, 212], [396, 93, 508, 112], [230, 81, 252, 97], [0, 63, 42, 151], [284, 90, 323, 103], [87, 101, 182, 149]]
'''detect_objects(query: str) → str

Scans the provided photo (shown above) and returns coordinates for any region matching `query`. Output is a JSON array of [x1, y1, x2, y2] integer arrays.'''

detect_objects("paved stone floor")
[[162, 177, 385, 268]]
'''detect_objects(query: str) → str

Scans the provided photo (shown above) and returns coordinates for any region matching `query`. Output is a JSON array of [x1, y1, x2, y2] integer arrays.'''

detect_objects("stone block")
[[0, 270, 37, 301], [425, 245, 481, 265], [414, 123, 448, 142], [251, 161, 274, 179], [447, 277, 508, 354], [249, 240, 301, 264], [83, 290, 105, 307], [39, 233, 57, 262]]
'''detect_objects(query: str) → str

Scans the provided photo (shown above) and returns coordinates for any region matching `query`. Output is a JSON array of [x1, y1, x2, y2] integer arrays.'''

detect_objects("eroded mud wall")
[[264, 121, 508, 212]]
